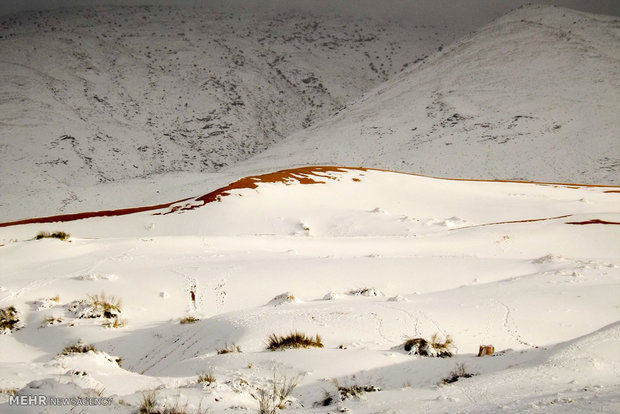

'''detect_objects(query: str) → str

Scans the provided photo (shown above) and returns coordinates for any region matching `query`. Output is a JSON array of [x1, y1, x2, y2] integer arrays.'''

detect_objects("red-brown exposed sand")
[[156, 166, 361, 215], [0, 166, 359, 227], [0, 199, 191, 228], [364, 166, 619, 189], [453, 215, 574, 230], [566, 219, 620, 225], [453, 216, 620, 230], [0, 165, 618, 229]]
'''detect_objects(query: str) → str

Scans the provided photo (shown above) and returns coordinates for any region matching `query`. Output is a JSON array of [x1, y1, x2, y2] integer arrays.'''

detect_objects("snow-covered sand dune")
[[1, 167, 618, 412]]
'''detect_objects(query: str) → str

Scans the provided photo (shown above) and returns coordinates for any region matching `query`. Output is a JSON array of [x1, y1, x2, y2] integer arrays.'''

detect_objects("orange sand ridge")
[[0, 166, 618, 228]]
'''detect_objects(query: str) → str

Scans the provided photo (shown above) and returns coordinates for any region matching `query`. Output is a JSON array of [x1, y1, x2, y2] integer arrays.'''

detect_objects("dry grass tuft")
[[35, 231, 70, 241], [441, 362, 475, 384], [179, 316, 199, 324], [217, 343, 241, 354], [60, 341, 122, 366], [251, 372, 303, 413], [266, 332, 323, 351], [138, 390, 157, 414], [316, 378, 380, 406], [103, 316, 127, 329], [61, 340, 96, 356], [138, 390, 207, 414], [0, 306, 20, 333], [0, 388, 17, 396], [334, 378, 380, 401], [197, 372, 216, 385], [430, 333, 455, 358], [41, 315, 63, 327], [87, 292, 122, 319]]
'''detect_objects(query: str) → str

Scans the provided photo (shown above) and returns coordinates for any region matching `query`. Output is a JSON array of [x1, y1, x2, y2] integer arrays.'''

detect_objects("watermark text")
[[9, 395, 113, 407]]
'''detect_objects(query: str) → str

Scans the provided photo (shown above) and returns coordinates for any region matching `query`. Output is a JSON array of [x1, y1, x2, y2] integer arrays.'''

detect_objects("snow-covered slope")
[[0, 167, 619, 413], [0, 5, 454, 219], [239, 5, 620, 185]]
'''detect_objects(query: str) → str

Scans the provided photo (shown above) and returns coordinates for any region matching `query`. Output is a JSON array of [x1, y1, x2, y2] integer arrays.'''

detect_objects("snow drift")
[[0, 166, 618, 413]]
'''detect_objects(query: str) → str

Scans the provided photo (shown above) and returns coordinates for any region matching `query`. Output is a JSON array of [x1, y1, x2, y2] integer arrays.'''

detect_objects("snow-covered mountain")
[[0, 5, 455, 219], [0, 166, 618, 413], [239, 5, 620, 185], [1, 4, 618, 222]]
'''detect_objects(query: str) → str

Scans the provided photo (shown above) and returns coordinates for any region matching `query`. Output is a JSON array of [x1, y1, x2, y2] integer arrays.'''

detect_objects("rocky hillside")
[[240, 5, 620, 185], [0, 5, 452, 196]]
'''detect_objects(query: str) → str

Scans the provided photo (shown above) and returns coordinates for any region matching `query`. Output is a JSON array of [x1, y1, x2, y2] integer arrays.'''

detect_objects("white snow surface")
[[0, 167, 619, 413], [0, 3, 619, 413]]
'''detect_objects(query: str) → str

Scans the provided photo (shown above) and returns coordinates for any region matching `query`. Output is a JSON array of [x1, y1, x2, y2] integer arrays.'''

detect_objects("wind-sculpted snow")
[[1, 165, 617, 232], [0, 166, 619, 412], [0, 165, 618, 250], [160, 166, 361, 213]]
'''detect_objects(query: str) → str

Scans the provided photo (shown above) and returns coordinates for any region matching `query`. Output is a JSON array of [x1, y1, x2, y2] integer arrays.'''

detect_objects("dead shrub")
[[441, 362, 475, 384], [251, 372, 303, 413], [317, 378, 380, 406], [404, 332, 455, 357], [138, 389, 209, 413], [403, 337, 431, 356], [334, 380, 380, 401]]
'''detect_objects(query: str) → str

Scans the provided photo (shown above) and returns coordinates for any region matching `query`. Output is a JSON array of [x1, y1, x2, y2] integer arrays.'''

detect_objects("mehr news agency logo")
[[9, 394, 113, 407]]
